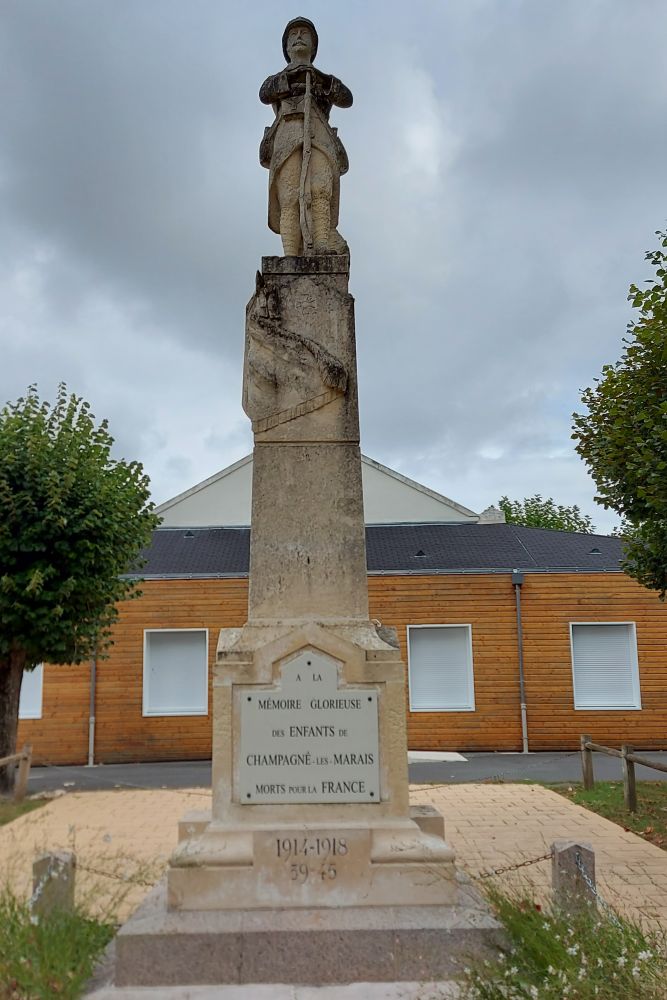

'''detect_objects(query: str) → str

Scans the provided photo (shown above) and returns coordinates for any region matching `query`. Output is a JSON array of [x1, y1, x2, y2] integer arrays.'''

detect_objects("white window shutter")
[[19, 664, 43, 720], [143, 630, 208, 716], [571, 623, 640, 709], [408, 626, 475, 711]]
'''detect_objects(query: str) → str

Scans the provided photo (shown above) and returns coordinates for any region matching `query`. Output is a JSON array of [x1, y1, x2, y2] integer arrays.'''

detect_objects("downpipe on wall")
[[87, 654, 96, 766], [512, 570, 530, 753]]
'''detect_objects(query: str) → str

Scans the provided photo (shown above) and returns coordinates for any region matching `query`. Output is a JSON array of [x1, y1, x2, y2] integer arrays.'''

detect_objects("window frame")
[[142, 628, 209, 718], [407, 623, 475, 712], [18, 663, 44, 720], [569, 621, 641, 711]]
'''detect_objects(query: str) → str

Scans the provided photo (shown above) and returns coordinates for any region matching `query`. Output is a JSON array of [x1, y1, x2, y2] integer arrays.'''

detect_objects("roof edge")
[[123, 566, 624, 581]]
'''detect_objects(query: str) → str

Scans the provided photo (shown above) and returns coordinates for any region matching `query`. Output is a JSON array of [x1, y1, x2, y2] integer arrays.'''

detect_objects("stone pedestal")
[[168, 622, 456, 913], [115, 883, 497, 987], [113, 256, 498, 987]]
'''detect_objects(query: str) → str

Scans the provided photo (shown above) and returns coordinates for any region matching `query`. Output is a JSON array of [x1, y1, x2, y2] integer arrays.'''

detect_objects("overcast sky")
[[2, 1, 666, 533]]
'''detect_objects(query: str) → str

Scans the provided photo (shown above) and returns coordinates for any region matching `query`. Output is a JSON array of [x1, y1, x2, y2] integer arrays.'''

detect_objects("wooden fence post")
[[14, 744, 32, 803], [580, 734, 594, 791], [621, 744, 637, 813]]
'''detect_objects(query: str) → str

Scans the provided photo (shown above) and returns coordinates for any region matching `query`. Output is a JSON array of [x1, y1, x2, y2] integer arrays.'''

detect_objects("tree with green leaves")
[[498, 495, 595, 533], [573, 230, 667, 598], [0, 385, 160, 794]]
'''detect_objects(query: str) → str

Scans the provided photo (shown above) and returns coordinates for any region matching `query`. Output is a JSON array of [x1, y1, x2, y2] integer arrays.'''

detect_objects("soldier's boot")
[[312, 195, 331, 255], [280, 203, 302, 256]]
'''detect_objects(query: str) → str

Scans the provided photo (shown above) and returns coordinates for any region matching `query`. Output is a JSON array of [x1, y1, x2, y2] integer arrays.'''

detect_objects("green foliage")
[[554, 781, 667, 851], [498, 495, 596, 533], [573, 230, 667, 597], [0, 889, 114, 999], [0, 384, 160, 666], [464, 885, 667, 999]]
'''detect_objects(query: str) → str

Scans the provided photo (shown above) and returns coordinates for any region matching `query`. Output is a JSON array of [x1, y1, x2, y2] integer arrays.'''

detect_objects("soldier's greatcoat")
[[259, 68, 352, 235]]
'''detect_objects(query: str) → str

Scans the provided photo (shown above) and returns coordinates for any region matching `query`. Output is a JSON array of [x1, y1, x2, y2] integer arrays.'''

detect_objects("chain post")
[[574, 849, 621, 927], [31, 851, 76, 917], [552, 840, 596, 912]]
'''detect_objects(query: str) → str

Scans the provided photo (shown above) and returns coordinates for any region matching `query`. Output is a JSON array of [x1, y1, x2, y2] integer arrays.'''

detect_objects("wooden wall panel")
[[17, 663, 90, 765], [369, 574, 523, 751], [93, 579, 249, 763], [17, 571, 667, 764], [519, 573, 667, 751]]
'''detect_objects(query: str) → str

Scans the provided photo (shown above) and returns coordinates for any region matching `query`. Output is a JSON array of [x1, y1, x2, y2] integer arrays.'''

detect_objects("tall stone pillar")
[[244, 255, 368, 623]]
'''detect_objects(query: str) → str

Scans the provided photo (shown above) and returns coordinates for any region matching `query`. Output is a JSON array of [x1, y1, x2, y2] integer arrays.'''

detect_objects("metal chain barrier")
[[77, 862, 157, 888], [475, 850, 554, 880], [574, 849, 621, 926]]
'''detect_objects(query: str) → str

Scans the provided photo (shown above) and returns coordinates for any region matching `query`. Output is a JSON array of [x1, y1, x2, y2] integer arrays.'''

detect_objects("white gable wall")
[[157, 456, 253, 527], [156, 454, 478, 527], [360, 457, 477, 524]]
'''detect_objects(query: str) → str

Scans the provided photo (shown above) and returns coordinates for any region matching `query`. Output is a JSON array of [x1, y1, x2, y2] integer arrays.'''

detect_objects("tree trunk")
[[0, 648, 27, 796]]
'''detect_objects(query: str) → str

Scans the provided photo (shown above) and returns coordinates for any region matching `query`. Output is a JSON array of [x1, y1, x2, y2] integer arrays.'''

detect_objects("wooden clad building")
[[17, 458, 667, 764]]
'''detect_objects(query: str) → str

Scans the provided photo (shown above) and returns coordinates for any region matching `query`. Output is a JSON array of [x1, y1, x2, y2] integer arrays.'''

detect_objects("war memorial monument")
[[113, 17, 497, 987]]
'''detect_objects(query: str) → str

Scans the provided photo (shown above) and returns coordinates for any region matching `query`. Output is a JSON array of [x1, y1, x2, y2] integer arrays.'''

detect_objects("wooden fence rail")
[[580, 733, 667, 812], [0, 744, 32, 802]]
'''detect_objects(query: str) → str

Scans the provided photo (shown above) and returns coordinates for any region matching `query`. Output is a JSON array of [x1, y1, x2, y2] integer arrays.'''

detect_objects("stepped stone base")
[[171, 806, 453, 910], [115, 879, 500, 987], [178, 803, 446, 843]]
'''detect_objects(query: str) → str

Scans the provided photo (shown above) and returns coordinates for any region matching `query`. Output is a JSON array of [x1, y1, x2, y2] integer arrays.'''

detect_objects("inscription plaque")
[[253, 828, 372, 903], [238, 649, 380, 803]]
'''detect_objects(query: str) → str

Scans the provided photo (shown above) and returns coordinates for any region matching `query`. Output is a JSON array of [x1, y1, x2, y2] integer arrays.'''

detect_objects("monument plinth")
[[111, 17, 498, 989]]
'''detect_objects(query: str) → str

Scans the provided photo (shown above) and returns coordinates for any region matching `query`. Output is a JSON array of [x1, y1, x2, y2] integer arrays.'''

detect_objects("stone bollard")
[[551, 840, 596, 912], [31, 851, 76, 918]]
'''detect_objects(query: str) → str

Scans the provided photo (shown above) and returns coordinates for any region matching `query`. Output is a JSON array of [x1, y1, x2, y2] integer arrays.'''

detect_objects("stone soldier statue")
[[259, 16, 353, 256]]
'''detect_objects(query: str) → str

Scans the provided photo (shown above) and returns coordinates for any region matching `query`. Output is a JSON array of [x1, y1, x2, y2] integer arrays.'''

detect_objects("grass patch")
[[551, 782, 667, 850], [463, 885, 667, 999], [0, 889, 113, 999], [0, 798, 46, 828]]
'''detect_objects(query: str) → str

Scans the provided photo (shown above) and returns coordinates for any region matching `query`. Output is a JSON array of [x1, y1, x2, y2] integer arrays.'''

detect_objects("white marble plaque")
[[238, 649, 380, 803]]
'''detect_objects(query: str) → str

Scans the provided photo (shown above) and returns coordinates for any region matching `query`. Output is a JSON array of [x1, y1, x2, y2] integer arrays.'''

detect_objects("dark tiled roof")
[[134, 528, 250, 577], [131, 524, 623, 578], [366, 523, 622, 572]]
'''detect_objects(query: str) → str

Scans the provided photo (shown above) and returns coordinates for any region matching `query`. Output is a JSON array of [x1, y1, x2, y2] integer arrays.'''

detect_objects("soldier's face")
[[286, 26, 314, 62]]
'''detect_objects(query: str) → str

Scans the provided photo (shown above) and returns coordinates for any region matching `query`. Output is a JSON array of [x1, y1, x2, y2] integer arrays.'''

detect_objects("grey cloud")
[[1, 0, 665, 532]]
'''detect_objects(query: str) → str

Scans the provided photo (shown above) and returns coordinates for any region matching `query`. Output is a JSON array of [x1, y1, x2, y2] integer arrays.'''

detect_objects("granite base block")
[[115, 879, 501, 987]]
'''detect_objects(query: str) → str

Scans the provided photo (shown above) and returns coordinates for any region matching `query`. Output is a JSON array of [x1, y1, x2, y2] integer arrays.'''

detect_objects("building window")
[[143, 629, 209, 717], [19, 664, 43, 720], [407, 625, 475, 711], [570, 623, 641, 710]]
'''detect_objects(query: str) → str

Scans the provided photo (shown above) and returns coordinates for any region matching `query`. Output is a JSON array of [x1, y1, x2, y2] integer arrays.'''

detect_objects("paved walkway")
[[3, 783, 666, 930], [412, 782, 667, 928]]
